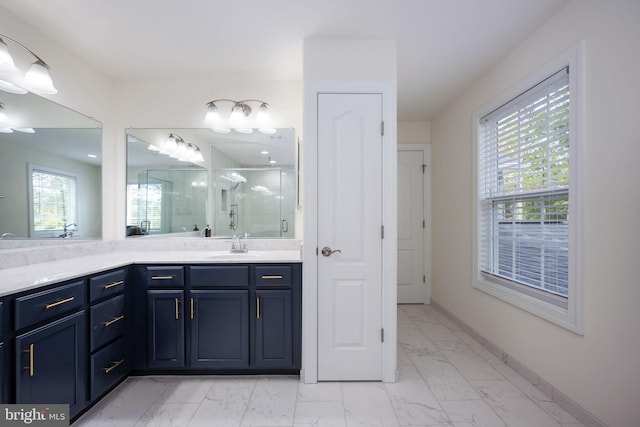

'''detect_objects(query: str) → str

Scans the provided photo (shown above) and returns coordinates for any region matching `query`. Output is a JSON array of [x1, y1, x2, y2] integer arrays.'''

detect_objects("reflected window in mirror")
[[29, 165, 77, 238], [0, 90, 102, 247]]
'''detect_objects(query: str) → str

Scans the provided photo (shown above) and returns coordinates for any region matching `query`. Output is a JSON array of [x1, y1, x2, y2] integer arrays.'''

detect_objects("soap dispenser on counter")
[[204, 225, 211, 237]]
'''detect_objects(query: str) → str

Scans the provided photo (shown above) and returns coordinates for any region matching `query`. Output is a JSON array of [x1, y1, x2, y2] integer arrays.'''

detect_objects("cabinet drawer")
[[90, 294, 126, 351], [90, 269, 126, 302], [190, 265, 249, 287], [255, 265, 292, 287], [15, 281, 85, 330], [90, 336, 127, 400], [146, 266, 184, 288]]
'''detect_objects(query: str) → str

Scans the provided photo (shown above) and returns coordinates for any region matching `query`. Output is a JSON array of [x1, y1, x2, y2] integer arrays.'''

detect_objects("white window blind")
[[479, 67, 570, 301], [127, 183, 163, 233], [31, 168, 77, 233]]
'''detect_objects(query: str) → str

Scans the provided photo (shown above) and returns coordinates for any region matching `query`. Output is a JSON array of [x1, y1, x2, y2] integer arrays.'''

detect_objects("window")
[[30, 165, 77, 237], [127, 183, 164, 233], [474, 46, 583, 333]]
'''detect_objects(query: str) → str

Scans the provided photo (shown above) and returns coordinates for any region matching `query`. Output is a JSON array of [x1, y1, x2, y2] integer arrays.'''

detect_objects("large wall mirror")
[[126, 128, 295, 238], [0, 90, 102, 248]]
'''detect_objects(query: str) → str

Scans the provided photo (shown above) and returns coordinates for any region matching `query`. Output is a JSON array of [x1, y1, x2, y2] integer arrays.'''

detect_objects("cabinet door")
[[15, 311, 86, 418], [189, 290, 249, 368], [147, 290, 184, 368], [255, 290, 293, 368]]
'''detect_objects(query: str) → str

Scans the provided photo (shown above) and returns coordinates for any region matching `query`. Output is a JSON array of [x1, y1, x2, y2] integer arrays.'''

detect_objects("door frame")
[[397, 143, 432, 304], [302, 80, 397, 383]]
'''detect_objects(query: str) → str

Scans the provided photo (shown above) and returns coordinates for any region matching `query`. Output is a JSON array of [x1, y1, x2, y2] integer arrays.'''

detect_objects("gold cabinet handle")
[[45, 296, 75, 309], [104, 280, 124, 289], [104, 359, 124, 374], [175, 298, 180, 320], [23, 344, 34, 376], [152, 276, 173, 280], [261, 275, 283, 279], [256, 297, 261, 319], [103, 315, 125, 327], [190, 298, 195, 319]]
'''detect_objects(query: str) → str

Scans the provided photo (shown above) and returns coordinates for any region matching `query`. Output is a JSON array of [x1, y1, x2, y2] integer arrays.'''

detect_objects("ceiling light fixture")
[[0, 34, 57, 95], [204, 99, 274, 134]]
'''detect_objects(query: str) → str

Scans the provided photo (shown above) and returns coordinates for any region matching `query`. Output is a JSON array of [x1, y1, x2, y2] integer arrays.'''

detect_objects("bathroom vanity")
[[0, 247, 301, 422]]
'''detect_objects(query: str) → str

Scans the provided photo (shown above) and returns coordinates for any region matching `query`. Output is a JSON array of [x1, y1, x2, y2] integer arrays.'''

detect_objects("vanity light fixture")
[[0, 34, 57, 95], [147, 133, 204, 163], [204, 98, 275, 134]]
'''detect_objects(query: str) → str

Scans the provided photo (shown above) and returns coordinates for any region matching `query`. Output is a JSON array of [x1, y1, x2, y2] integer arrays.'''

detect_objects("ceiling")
[[0, 0, 568, 121]]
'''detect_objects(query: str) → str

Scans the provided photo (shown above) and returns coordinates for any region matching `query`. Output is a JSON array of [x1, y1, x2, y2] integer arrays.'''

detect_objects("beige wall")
[[398, 121, 430, 144], [430, 1, 640, 425]]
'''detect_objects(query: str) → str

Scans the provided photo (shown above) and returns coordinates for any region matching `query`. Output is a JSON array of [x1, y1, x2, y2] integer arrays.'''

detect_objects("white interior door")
[[397, 150, 426, 303], [317, 93, 383, 381]]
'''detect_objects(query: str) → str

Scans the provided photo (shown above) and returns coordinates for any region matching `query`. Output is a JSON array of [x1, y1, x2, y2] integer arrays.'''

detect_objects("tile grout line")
[[429, 301, 605, 427]]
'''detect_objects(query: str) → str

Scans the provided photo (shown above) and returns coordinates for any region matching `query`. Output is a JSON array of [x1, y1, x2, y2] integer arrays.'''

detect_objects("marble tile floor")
[[74, 304, 584, 427]]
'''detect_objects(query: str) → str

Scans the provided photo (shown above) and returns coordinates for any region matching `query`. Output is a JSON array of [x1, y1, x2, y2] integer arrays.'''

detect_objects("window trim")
[[472, 43, 584, 334], [28, 164, 79, 238]]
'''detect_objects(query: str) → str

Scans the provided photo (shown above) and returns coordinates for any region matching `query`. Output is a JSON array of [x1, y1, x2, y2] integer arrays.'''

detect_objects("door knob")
[[321, 247, 342, 257]]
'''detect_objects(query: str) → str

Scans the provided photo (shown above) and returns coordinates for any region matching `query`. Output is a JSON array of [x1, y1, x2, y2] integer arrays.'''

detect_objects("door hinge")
[[381, 121, 385, 136], [381, 328, 385, 342], [381, 225, 384, 239], [316, 247, 318, 256], [423, 275, 426, 283], [422, 164, 427, 173], [422, 220, 426, 229]]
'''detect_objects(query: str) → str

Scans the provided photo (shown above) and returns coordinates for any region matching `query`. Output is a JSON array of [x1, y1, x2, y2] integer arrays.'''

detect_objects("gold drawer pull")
[[175, 298, 180, 320], [23, 344, 34, 376], [190, 298, 195, 319], [256, 297, 261, 319], [151, 276, 173, 280], [104, 280, 124, 289], [262, 275, 283, 279], [104, 359, 124, 374], [45, 296, 75, 309], [103, 315, 125, 327]]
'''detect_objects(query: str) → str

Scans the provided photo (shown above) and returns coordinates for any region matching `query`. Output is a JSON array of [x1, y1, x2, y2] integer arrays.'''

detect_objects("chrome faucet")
[[58, 223, 77, 238], [230, 234, 248, 253]]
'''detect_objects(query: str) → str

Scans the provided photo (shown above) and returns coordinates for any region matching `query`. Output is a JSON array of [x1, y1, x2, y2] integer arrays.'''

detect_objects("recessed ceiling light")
[[87, 154, 97, 158]]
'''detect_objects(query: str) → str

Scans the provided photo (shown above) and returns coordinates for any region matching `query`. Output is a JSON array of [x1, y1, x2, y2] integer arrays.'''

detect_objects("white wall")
[[398, 121, 431, 144], [430, 1, 640, 425]]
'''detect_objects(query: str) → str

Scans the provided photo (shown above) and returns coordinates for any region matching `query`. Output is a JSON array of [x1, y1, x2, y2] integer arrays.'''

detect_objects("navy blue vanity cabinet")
[[253, 264, 301, 369], [255, 289, 293, 368], [89, 268, 129, 401], [147, 289, 185, 368], [13, 279, 88, 418], [0, 301, 5, 404], [15, 311, 86, 418], [189, 290, 249, 368]]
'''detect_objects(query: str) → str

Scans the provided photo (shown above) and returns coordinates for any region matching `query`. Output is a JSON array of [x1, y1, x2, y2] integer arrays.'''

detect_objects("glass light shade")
[[256, 103, 270, 123], [0, 109, 8, 126], [165, 134, 178, 150], [176, 140, 188, 154], [0, 40, 17, 73], [0, 79, 27, 94], [229, 104, 244, 121], [23, 61, 57, 94], [204, 104, 221, 125]]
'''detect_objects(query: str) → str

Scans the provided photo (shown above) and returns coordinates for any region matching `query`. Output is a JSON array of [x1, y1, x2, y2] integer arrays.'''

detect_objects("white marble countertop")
[[0, 239, 302, 297]]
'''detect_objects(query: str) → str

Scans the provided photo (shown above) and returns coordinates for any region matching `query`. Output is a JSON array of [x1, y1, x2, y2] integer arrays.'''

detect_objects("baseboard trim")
[[430, 300, 606, 427]]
